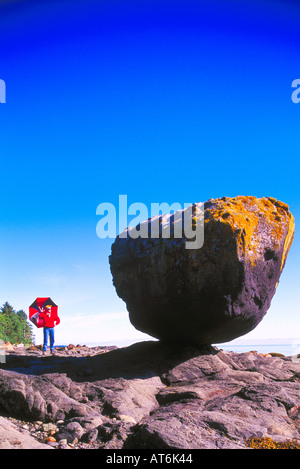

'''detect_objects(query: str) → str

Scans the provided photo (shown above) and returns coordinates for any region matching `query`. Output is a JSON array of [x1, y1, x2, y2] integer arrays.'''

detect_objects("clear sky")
[[0, 0, 299, 347]]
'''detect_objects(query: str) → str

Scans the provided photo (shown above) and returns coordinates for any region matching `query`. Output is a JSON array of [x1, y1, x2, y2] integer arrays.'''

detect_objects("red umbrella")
[[29, 297, 58, 328]]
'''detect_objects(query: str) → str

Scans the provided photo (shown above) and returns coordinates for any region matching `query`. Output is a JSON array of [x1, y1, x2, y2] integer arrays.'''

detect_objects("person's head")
[[45, 305, 52, 313]]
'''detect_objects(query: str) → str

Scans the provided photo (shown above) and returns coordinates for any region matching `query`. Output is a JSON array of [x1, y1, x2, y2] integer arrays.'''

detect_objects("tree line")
[[0, 302, 35, 344]]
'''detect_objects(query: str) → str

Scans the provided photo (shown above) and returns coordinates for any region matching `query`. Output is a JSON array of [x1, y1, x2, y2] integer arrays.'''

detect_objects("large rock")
[[109, 196, 295, 345]]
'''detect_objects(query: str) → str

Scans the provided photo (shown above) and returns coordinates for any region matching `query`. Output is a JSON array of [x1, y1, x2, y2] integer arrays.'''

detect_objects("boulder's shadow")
[[1, 341, 217, 383]]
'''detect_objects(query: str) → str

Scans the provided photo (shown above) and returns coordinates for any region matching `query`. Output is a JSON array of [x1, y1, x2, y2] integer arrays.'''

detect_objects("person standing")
[[39, 305, 60, 355]]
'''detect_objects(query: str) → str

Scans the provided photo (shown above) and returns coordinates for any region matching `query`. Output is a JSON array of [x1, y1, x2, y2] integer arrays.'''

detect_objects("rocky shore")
[[0, 341, 299, 449]]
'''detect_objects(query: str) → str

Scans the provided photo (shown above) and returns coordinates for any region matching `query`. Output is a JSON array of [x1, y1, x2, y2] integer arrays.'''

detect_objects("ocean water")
[[216, 342, 300, 358], [56, 339, 300, 359]]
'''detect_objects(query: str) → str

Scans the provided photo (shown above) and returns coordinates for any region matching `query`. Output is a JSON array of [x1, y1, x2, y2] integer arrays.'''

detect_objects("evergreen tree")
[[0, 302, 35, 344], [16, 309, 34, 343]]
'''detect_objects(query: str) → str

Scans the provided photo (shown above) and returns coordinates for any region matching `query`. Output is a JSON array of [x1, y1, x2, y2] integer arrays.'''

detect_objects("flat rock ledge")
[[0, 342, 299, 449]]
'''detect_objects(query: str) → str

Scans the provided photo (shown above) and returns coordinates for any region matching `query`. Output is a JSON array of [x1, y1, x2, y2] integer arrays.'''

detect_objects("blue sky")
[[0, 0, 299, 347]]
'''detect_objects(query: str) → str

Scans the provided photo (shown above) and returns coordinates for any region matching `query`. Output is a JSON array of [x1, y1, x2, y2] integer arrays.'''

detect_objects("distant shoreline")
[[50, 338, 300, 358]]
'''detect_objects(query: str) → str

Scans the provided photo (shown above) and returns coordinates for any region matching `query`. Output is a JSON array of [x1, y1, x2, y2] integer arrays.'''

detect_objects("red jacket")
[[39, 311, 60, 328]]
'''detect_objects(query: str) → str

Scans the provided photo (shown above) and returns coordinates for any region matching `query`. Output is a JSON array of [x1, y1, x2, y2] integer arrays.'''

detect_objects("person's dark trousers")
[[43, 327, 55, 352]]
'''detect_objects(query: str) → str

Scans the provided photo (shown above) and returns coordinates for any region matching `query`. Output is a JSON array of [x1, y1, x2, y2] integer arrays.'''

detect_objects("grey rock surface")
[[0, 416, 52, 449], [0, 342, 299, 449]]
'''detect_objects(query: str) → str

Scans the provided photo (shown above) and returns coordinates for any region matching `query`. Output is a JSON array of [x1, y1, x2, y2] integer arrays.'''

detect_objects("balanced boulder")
[[109, 196, 295, 345]]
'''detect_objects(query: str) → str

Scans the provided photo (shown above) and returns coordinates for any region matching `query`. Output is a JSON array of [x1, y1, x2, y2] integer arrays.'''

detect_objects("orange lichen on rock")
[[205, 196, 295, 268], [280, 210, 295, 271], [246, 436, 300, 450], [110, 195, 295, 346]]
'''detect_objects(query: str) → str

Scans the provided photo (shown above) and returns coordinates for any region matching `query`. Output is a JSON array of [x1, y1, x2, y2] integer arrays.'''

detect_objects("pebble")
[[42, 423, 57, 433], [47, 441, 58, 447], [58, 438, 68, 445], [7, 416, 105, 449]]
